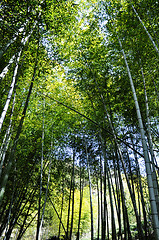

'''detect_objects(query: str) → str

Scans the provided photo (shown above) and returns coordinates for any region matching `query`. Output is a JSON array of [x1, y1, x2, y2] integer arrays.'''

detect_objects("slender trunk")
[[130, 133, 148, 239], [39, 159, 51, 239], [3, 185, 15, 240], [76, 161, 84, 240], [0, 55, 16, 83], [16, 165, 50, 240], [118, 37, 159, 238], [131, 4, 159, 56], [125, 145, 136, 198], [113, 157, 122, 240], [49, 196, 67, 236], [152, 77, 159, 101], [0, 50, 21, 132], [0, 13, 40, 83], [66, 165, 73, 239], [115, 151, 132, 240], [0, 200, 9, 235], [103, 152, 107, 240], [70, 149, 75, 240], [94, 76, 144, 239], [97, 178, 100, 240], [18, 212, 38, 239], [100, 137, 117, 240], [0, 26, 33, 83], [107, 169, 116, 240], [0, 54, 25, 172], [85, 142, 94, 240], [0, 44, 39, 203], [58, 185, 64, 239], [105, 193, 109, 240], [100, 154, 104, 240], [141, 65, 159, 214], [0, 170, 39, 238], [36, 98, 45, 240], [16, 189, 37, 240], [141, 64, 158, 165], [0, 20, 29, 60], [4, 187, 30, 240], [137, 182, 141, 221], [0, 92, 15, 178], [117, 146, 143, 239], [108, 166, 121, 239], [17, 195, 36, 239]]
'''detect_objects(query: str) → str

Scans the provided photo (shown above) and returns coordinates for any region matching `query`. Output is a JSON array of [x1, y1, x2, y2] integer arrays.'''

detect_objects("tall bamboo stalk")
[[36, 97, 45, 240], [0, 44, 39, 203], [131, 4, 159, 56], [118, 37, 159, 238], [85, 141, 94, 240]]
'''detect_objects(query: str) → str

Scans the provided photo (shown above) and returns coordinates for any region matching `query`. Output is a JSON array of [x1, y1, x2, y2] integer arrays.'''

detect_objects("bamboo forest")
[[0, 0, 159, 239]]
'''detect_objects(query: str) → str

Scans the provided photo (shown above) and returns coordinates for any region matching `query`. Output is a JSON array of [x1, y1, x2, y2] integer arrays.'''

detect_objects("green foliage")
[[0, 0, 158, 239]]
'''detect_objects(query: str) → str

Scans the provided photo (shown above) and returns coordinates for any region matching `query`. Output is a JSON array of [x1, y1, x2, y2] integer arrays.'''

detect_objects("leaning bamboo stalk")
[[118, 37, 159, 238], [0, 20, 29, 60], [131, 4, 159, 56], [0, 45, 39, 204], [0, 92, 16, 178], [140, 65, 159, 215], [0, 21, 36, 83], [0, 50, 21, 132]]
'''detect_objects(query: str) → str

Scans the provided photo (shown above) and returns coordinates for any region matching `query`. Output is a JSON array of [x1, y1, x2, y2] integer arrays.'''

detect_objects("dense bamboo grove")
[[0, 0, 159, 239]]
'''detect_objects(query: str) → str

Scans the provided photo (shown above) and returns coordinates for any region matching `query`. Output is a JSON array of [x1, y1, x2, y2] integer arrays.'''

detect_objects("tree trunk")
[[100, 136, 117, 240], [0, 20, 29, 60], [0, 44, 39, 203], [0, 26, 33, 83], [100, 154, 104, 240], [0, 55, 16, 83], [118, 37, 159, 239], [141, 64, 159, 215], [131, 4, 159, 56], [130, 132, 148, 239], [85, 142, 94, 240], [113, 156, 122, 240], [39, 158, 51, 239], [36, 98, 45, 240], [16, 188, 37, 240], [76, 160, 84, 240], [66, 163, 73, 239], [70, 149, 75, 240], [94, 75, 144, 239], [0, 91, 15, 178], [49, 196, 67, 236], [59, 184, 64, 239], [96, 177, 100, 240], [0, 50, 21, 132]]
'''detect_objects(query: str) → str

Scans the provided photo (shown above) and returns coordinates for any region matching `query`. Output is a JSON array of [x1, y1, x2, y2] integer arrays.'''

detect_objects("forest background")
[[0, 0, 159, 239]]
